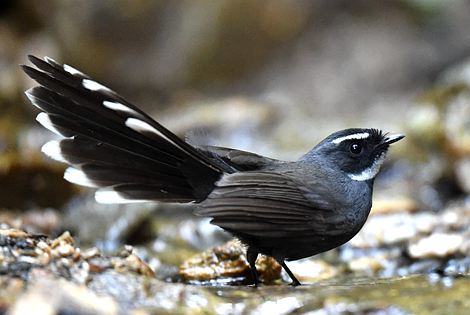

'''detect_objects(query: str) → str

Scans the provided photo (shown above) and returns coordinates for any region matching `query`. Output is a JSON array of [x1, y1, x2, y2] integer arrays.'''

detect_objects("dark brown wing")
[[196, 145, 278, 172], [196, 171, 344, 239]]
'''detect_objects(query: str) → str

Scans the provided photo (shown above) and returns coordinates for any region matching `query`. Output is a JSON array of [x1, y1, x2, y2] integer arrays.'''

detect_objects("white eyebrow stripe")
[[332, 132, 370, 144]]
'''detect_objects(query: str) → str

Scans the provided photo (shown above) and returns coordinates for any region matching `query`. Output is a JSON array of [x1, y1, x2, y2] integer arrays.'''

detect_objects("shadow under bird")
[[22, 55, 404, 286]]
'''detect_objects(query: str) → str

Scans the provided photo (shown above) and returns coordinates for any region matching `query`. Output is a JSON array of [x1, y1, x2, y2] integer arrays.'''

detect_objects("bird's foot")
[[289, 279, 301, 287]]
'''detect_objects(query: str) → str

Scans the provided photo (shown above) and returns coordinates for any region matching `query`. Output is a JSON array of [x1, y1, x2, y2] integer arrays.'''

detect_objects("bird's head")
[[302, 128, 404, 182]]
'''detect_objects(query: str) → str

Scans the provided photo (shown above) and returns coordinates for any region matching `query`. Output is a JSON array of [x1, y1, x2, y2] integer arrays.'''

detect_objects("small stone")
[[123, 254, 155, 277], [58, 257, 73, 268], [370, 198, 418, 215], [348, 256, 385, 274], [57, 244, 75, 257], [408, 233, 464, 258], [179, 240, 281, 284], [50, 231, 74, 249], [414, 213, 438, 234], [350, 213, 419, 248], [287, 259, 338, 282], [82, 247, 100, 259], [36, 240, 50, 251], [73, 247, 81, 262], [0, 228, 29, 239], [88, 257, 112, 273]]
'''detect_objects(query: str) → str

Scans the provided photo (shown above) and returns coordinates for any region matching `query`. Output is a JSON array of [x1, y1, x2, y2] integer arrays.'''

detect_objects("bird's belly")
[[273, 207, 372, 261]]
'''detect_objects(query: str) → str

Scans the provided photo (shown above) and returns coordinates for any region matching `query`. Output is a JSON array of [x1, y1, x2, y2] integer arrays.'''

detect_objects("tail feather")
[[24, 55, 220, 171], [22, 55, 225, 203]]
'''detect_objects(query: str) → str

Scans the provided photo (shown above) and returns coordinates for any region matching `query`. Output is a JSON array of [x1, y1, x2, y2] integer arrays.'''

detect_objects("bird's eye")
[[349, 142, 363, 155]]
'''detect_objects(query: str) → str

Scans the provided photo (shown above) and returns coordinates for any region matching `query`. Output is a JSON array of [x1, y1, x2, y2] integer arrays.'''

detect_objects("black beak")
[[383, 133, 405, 145]]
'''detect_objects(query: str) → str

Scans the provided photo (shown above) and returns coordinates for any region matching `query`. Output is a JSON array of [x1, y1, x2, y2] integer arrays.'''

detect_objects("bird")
[[21, 55, 404, 286]]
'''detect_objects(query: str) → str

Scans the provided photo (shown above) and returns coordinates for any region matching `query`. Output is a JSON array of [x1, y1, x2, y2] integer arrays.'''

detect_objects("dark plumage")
[[22, 55, 404, 286]]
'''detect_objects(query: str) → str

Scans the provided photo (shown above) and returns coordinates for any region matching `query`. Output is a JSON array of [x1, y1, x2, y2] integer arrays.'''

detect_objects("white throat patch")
[[332, 132, 370, 144], [348, 152, 386, 181]]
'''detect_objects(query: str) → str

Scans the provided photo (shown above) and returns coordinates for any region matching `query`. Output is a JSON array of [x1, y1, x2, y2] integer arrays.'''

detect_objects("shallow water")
[[86, 271, 470, 314]]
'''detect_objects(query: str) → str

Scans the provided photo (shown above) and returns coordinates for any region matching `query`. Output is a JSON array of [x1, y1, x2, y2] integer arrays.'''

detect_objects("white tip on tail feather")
[[125, 118, 174, 145], [64, 64, 86, 77], [36, 113, 64, 137], [44, 56, 59, 64], [125, 118, 156, 133], [41, 141, 68, 163], [332, 132, 370, 144], [25, 88, 41, 109], [82, 79, 112, 92], [95, 189, 151, 204], [103, 101, 138, 115], [64, 167, 98, 188]]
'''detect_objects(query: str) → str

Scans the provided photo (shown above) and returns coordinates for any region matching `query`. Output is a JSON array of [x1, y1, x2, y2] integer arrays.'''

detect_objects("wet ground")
[[1, 194, 470, 314]]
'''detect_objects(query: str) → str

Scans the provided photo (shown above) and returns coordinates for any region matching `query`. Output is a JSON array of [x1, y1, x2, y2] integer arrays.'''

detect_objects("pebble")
[[179, 240, 281, 284], [370, 198, 418, 215], [408, 233, 464, 258], [57, 243, 75, 257], [0, 228, 155, 287], [286, 259, 338, 282], [350, 213, 420, 248], [348, 256, 385, 274]]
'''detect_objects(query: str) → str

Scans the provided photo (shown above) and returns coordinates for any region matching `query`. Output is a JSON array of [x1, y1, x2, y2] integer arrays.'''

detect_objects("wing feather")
[[196, 171, 339, 238]]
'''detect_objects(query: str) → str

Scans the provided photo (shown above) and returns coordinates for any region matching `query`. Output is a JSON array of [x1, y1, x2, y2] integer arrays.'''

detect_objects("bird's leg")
[[246, 247, 259, 286], [276, 259, 301, 286]]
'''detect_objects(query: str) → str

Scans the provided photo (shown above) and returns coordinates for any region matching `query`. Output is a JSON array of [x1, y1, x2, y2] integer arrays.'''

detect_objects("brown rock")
[[179, 239, 281, 284]]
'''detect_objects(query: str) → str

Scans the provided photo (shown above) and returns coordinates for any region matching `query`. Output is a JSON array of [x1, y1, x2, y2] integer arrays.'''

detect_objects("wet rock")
[[340, 201, 470, 277], [408, 233, 464, 259], [254, 296, 302, 315], [348, 256, 386, 275], [0, 228, 154, 285], [89, 270, 224, 313], [63, 196, 157, 250], [286, 259, 338, 283], [443, 257, 470, 276], [350, 213, 425, 248], [308, 303, 411, 315], [9, 276, 119, 315], [370, 198, 418, 215], [179, 239, 281, 285], [397, 260, 441, 276], [0, 208, 62, 236]]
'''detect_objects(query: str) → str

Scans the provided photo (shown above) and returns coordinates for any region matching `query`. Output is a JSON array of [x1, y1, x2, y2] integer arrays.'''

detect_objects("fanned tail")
[[22, 55, 226, 203]]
